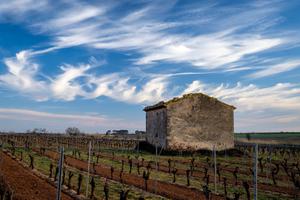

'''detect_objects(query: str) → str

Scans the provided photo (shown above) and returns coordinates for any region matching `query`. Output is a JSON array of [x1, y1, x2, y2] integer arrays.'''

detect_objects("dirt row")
[[0, 151, 74, 200], [42, 150, 225, 200]]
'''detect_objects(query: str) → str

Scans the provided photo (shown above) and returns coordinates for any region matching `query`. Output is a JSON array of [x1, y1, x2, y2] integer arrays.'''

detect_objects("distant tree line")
[[65, 127, 85, 136], [105, 130, 146, 135]]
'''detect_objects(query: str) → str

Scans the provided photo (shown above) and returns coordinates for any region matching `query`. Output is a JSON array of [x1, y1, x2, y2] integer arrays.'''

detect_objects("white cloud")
[[182, 80, 206, 94], [87, 74, 169, 104], [46, 5, 104, 29], [0, 51, 169, 103], [2, 49, 299, 109], [135, 34, 283, 68], [0, 51, 95, 101], [248, 59, 300, 79], [0, 50, 48, 101], [183, 81, 300, 111], [50, 64, 91, 101], [0, 0, 49, 21]]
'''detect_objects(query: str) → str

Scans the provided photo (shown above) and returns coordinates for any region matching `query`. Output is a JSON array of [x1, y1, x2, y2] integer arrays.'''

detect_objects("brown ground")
[[0, 151, 74, 200]]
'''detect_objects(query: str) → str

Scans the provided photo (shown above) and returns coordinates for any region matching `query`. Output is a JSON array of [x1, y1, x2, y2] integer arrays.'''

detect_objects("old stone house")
[[143, 93, 235, 151]]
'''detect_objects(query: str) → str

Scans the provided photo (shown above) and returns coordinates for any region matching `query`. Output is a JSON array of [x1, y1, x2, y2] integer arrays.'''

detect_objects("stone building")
[[143, 93, 235, 151]]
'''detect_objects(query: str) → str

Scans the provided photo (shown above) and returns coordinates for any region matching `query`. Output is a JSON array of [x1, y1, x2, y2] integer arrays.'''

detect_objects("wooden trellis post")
[[155, 136, 158, 195], [56, 147, 64, 200], [254, 143, 258, 200], [213, 145, 217, 193], [86, 141, 92, 197]]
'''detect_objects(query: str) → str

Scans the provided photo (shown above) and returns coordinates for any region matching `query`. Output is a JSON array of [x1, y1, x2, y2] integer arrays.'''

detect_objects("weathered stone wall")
[[145, 108, 167, 148], [166, 94, 234, 150]]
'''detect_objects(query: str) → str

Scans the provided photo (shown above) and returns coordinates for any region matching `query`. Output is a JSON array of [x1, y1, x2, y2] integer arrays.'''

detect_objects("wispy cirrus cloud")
[[47, 2, 289, 70], [0, 1, 295, 71], [87, 74, 169, 104], [50, 64, 91, 101], [0, 108, 143, 132], [2, 48, 300, 108], [135, 33, 283, 68], [0, 108, 108, 122], [0, 51, 170, 103], [0, 50, 48, 101], [1, 0, 299, 105], [247, 59, 300, 79], [183, 80, 300, 111], [0, 51, 93, 101], [0, 0, 49, 21]]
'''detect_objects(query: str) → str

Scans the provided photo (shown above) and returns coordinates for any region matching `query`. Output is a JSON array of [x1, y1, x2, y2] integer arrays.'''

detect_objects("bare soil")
[[0, 151, 74, 200]]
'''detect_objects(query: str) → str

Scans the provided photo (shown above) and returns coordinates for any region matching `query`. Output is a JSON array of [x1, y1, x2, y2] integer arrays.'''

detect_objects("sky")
[[0, 0, 300, 133]]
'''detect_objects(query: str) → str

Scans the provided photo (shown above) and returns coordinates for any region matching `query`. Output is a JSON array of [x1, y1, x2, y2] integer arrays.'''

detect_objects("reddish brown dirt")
[[0, 151, 73, 200], [43, 150, 224, 200]]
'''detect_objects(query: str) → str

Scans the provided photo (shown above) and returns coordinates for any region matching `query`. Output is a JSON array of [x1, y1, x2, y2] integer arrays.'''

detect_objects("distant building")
[[135, 130, 146, 135], [143, 93, 235, 150], [111, 130, 129, 135]]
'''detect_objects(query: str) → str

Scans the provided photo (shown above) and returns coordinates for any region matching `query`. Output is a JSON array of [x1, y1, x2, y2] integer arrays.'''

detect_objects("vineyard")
[[0, 133, 299, 200]]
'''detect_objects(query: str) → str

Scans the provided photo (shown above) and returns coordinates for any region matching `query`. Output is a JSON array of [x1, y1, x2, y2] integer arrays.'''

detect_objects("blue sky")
[[1, 0, 300, 133]]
